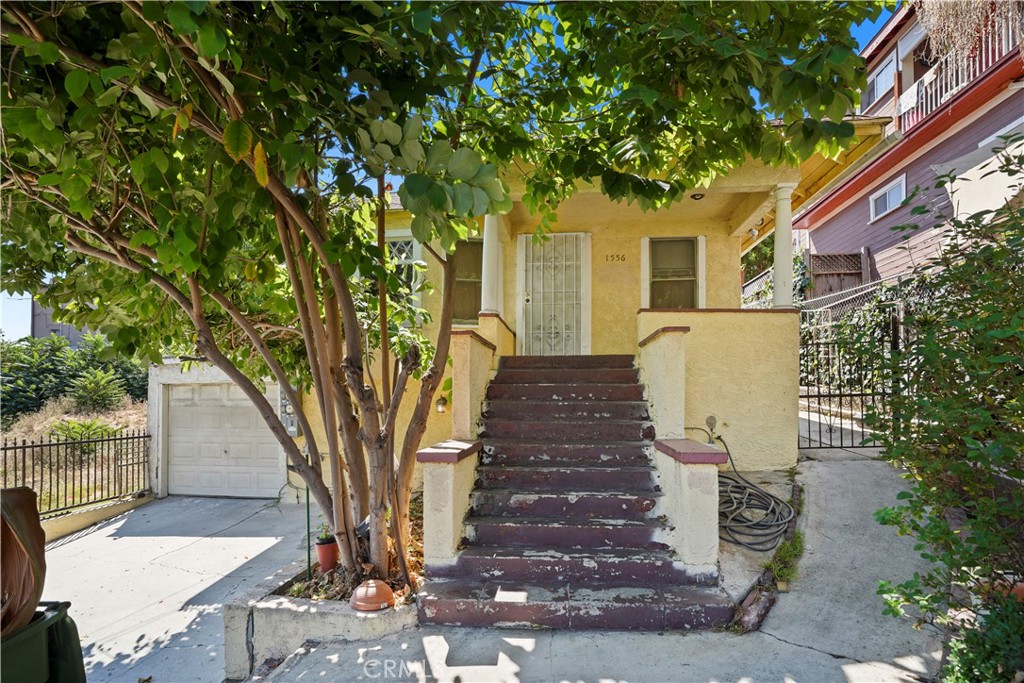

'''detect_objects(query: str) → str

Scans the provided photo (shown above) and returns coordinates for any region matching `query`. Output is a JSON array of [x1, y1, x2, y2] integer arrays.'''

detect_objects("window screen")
[[453, 240, 483, 322], [650, 238, 698, 309]]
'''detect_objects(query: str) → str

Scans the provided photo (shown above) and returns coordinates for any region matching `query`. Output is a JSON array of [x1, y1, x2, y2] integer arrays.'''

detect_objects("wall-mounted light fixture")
[[690, 193, 705, 201], [435, 396, 448, 414]]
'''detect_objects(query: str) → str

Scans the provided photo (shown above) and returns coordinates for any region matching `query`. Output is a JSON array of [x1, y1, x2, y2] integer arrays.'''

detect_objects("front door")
[[516, 232, 590, 355]]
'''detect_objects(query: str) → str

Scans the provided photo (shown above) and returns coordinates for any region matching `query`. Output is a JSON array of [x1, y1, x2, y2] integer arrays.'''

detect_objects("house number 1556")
[[605, 254, 626, 262]]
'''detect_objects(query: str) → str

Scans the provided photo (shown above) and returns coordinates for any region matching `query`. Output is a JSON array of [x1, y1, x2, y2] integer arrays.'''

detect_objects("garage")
[[150, 363, 286, 499]]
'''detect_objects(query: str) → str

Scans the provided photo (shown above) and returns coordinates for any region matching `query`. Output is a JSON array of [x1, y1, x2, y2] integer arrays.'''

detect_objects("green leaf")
[[95, 86, 122, 108], [167, 3, 199, 34], [222, 119, 253, 161], [100, 66, 134, 84], [381, 120, 402, 146], [150, 148, 170, 174], [37, 42, 60, 65], [132, 86, 161, 117], [196, 22, 227, 58], [447, 147, 481, 181], [451, 183, 474, 215], [64, 71, 90, 99], [412, 10, 432, 34], [425, 140, 452, 173]]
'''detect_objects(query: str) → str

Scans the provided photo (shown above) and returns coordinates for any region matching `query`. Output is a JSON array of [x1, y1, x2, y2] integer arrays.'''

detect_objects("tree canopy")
[[1, 0, 880, 580]]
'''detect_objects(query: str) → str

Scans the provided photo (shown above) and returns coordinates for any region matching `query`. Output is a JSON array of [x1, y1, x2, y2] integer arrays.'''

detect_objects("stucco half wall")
[[638, 309, 799, 471]]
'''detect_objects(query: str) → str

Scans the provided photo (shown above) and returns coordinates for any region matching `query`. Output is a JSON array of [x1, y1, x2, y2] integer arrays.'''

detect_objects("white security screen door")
[[516, 232, 591, 355]]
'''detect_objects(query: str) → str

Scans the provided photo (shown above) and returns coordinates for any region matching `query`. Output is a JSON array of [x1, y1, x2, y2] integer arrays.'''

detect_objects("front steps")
[[418, 355, 733, 630]]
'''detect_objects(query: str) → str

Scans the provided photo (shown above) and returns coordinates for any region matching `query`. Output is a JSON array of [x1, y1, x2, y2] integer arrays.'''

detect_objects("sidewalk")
[[260, 452, 943, 682]]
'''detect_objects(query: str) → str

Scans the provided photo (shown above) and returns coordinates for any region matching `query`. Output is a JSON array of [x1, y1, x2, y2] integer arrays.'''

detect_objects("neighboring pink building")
[[795, 4, 1023, 302]]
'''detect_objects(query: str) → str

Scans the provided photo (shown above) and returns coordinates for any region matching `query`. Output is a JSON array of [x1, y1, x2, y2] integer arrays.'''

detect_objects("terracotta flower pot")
[[315, 536, 339, 573]]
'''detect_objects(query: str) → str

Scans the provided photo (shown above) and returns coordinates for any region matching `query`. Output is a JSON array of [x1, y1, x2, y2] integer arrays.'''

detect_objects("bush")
[[0, 333, 148, 423], [69, 368, 126, 413], [46, 418, 119, 461], [943, 598, 1024, 683], [843, 138, 1024, 673]]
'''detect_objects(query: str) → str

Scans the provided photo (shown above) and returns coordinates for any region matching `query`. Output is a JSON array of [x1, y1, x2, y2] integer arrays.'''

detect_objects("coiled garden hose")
[[686, 427, 795, 552]]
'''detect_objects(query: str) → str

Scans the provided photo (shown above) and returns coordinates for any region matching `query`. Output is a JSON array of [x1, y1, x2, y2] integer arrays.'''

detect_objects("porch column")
[[773, 183, 798, 308], [480, 213, 502, 316]]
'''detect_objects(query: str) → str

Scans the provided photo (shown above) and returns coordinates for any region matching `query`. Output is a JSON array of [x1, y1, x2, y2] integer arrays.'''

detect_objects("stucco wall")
[[638, 310, 799, 471], [501, 193, 744, 355]]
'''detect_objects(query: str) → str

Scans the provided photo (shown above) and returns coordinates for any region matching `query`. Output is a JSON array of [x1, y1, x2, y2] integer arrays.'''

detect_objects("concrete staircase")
[[417, 355, 734, 630]]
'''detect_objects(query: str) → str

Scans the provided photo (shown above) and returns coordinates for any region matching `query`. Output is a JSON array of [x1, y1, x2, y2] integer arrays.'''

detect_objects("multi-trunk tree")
[[1, 1, 877, 582]]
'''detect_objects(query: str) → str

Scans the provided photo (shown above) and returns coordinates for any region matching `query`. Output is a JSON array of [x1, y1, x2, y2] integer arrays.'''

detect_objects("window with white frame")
[[386, 237, 420, 297], [861, 56, 896, 113], [452, 239, 483, 323], [869, 175, 906, 221], [642, 237, 705, 309]]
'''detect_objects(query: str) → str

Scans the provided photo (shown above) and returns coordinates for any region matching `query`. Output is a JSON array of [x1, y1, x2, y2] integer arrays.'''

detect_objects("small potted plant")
[[315, 523, 339, 573]]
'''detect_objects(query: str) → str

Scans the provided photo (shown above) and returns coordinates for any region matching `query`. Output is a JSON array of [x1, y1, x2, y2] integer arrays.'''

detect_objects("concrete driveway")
[[41, 496, 310, 683]]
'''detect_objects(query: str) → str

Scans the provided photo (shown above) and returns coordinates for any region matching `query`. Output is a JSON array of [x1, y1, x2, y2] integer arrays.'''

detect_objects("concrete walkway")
[[260, 452, 943, 682], [42, 496, 310, 683]]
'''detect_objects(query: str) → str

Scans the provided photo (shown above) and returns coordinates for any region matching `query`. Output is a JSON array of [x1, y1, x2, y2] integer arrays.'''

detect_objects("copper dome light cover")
[[350, 579, 396, 612]]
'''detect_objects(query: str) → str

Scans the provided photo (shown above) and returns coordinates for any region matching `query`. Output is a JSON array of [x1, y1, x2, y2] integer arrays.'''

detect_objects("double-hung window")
[[643, 237, 704, 309], [861, 56, 896, 113], [869, 175, 906, 221], [452, 239, 483, 323]]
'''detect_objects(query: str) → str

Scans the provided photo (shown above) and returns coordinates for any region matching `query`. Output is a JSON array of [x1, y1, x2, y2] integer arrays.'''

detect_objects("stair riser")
[[431, 556, 700, 585], [467, 522, 669, 550], [419, 598, 570, 629], [486, 384, 645, 401], [483, 420, 654, 442], [418, 599, 734, 630], [500, 355, 635, 370], [476, 468, 656, 492], [486, 401, 650, 421], [480, 444, 650, 467], [492, 368, 639, 384], [471, 492, 658, 520]]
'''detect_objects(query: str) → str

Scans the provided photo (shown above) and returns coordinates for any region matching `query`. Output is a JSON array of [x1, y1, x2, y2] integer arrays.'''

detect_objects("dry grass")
[[0, 397, 147, 443]]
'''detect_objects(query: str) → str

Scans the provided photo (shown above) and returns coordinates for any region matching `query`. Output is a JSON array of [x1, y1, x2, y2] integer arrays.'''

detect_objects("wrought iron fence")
[[1, 430, 150, 516], [798, 278, 927, 449]]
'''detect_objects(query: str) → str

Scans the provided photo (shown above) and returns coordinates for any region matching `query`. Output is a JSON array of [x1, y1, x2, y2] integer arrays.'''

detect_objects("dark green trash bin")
[[1, 601, 86, 683]]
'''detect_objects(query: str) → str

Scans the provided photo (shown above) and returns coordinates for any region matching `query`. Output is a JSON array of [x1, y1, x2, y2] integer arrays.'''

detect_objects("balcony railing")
[[899, 10, 1021, 131]]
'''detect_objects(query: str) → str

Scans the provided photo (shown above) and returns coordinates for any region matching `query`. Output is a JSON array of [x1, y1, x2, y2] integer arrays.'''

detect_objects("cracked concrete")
[[42, 496, 310, 683], [260, 457, 942, 683]]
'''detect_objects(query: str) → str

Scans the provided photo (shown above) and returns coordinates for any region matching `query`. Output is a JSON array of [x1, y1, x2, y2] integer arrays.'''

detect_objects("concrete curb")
[[41, 494, 152, 542], [224, 563, 417, 681]]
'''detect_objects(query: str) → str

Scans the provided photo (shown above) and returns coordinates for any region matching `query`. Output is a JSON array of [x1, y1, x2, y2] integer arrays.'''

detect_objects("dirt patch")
[[0, 397, 147, 442], [283, 493, 425, 604]]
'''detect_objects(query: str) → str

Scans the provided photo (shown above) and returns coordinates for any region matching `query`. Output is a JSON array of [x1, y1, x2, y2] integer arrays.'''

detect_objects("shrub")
[[68, 368, 126, 413], [46, 418, 118, 461], [0, 333, 148, 423], [841, 138, 1024, 674], [943, 598, 1024, 683]]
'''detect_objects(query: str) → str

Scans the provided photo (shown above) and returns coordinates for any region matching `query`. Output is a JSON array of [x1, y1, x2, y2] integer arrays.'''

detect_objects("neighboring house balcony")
[[897, 9, 1021, 132]]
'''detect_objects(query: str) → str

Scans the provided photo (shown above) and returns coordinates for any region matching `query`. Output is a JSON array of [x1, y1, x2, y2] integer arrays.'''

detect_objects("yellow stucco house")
[[278, 131, 885, 629]]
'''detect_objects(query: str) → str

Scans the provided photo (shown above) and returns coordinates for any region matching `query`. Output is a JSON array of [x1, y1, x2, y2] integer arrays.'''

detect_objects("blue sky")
[[1, 6, 894, 341]]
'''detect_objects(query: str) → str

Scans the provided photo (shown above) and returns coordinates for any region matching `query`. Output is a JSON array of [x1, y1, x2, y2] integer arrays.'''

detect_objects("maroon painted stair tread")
[[418, 354, 734, 630]]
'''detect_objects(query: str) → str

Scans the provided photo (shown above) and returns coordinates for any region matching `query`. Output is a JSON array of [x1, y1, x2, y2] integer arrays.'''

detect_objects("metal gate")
[[799, 293, 902, 449], [516, 232, 590, 355]]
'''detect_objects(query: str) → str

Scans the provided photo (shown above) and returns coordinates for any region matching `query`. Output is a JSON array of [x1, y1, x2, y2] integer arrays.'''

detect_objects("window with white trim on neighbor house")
[[452, 239, 483, 323], [861, 56, 896, 113], [869, 175, 906, 221], [650, 238, 699, 309]]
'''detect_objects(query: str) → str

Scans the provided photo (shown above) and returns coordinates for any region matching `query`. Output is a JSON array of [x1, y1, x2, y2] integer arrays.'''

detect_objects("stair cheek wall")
[[417, 355, 735, 630]]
